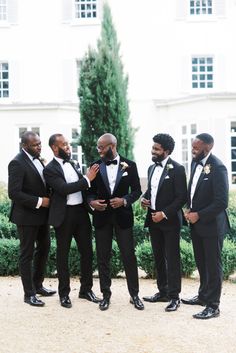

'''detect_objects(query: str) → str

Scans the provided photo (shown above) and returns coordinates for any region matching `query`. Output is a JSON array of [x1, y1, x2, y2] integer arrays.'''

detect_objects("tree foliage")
[[79, 3, 134, 164]]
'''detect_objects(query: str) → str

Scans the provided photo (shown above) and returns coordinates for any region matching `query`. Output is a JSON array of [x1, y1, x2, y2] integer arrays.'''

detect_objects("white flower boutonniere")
[[203, 164, 211, 175], [39, 157, 47, 166], [120, 161, 129, 170], [166, 163, 174, 172]]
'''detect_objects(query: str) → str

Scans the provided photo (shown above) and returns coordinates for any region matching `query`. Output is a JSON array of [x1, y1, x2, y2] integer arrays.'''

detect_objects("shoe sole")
[[193, 313, 220, 319]]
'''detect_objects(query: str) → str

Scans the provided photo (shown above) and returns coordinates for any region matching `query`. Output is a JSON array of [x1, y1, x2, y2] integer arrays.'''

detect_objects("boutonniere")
[[203, 164, 211, 174], [120, 161, 129, 171], [39, 157, 47, 166], [166, 163, 174, 172]]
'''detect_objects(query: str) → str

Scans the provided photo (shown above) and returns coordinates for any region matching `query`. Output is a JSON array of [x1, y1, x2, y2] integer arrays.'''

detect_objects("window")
[[192, 57, 213, 89], [0, 62, 9, 98], [230, 122, 236, 184], [75, 0, 97, 19], [71, 128, 79, 161], [181, 124, 198, 176], [18, 126, 40, 151], [190, 0, 212, 15], [0, 0, 7, 21]]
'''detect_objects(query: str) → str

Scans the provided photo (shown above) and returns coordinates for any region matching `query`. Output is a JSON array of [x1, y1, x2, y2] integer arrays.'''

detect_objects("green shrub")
[[110, 240, 124, 277], [222, 238, 236, 279], [136, 240, 156, 278], [180, 239, 196, 277], [133, 201, 146, 224], [0, 238, 19, 275], [180, 225, 191, 243], [133, 223, 149, 246], [0, 214, 17, 239], [0, 197, 11, 217]]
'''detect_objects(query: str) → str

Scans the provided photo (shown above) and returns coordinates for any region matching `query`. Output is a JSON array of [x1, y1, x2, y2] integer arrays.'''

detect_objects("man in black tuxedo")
[[43, 134, 100, 308], [88, 133, 144, 311], [8, 131, 56, 307], [183, 133, 230, 319], [141, 133, 187, 312]]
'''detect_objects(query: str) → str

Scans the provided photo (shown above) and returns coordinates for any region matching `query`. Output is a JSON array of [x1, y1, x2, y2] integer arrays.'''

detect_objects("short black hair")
[[21, 131, 38, 144], [196, 133, 214, 145], [49, 133, 63, 148], [153, 133, 175, 154]]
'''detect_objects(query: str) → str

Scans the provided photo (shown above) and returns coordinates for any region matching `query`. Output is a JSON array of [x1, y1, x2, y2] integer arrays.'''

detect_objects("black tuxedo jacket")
[[187, 154, 230, 237], [8, 150, 49, 226], [143, 157, 187, 229], [87, 156, 142, 229], [43, 158, 89, 228]]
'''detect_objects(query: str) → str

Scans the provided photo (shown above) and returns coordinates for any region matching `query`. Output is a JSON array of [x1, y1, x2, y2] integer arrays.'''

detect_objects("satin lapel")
[[188, 161, 197, 194], [22, 152, 46, 188], [147, 164, 156, 198], [194, 156, 212, 194], [156, 158, 170, 194], [113, 162, 124, 194], [99, 162, 111, 195], [52, 159, 67, 180]]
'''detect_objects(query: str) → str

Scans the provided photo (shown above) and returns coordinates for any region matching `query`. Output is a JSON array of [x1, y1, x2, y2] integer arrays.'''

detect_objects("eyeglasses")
[[96, 143, 111, 151]]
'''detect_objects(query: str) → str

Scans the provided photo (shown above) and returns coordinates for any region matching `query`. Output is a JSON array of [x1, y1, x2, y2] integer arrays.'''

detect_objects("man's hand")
[[110, 197, 124, 209], [90, 199, 107, 211], [141, 198, 151, 209], [41, 197, 50, 208], [86, 164, 99, 181], [151, 211, 164, 223], [185, 211, 199, 224]]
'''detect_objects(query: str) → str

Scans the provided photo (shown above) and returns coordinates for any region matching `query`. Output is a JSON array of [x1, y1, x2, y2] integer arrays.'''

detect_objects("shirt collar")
[[54, 156, 64, 166], [200, 152, 211, 166], [22, 148, 34, 161]]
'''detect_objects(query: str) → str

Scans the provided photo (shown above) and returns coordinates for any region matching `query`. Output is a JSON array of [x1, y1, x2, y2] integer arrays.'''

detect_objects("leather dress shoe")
[[24, 295, 45, 307], [36, 286, 56, 297], [99, 297, 110, 311], [79, 290, 101, 303], [181, 295, 205, 306], [143, 292, 169, 303], [193, 306, 220, 320], [60, 296, 72, 308], [165, 299, 180, 312], [130, 295, 144, 310]]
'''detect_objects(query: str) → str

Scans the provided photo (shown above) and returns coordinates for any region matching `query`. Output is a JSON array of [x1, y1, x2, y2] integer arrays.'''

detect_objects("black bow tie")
[[33, 157, 39, 160], [196, 161, 203, 166], [155, 162, 163, 167], [63, 159, 74, 165], [106, 160, 118, 166]]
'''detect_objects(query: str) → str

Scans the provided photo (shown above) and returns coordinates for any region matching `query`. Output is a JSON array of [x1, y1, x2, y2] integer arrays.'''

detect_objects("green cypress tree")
[[78, 3, 134, 164]]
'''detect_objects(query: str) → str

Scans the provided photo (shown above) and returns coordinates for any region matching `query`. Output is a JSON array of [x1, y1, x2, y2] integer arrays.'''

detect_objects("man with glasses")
[[8, 131, 56, 307], [88, 133, 144, 311]]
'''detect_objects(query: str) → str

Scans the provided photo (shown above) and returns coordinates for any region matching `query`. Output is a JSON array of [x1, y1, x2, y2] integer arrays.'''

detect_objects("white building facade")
[[0, 0, 236, 188]]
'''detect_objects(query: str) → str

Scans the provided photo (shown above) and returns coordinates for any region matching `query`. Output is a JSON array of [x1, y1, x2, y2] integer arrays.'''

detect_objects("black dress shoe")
[[60, 296, 72, 308], [143, 292, 169, 303], [36, 286, 56, 297], [99, 298, 110, 311], [130, 295, 144, 310], [181, 295, 205, 306], [79, 290, 101, 303], [165, 299, 180, 312], [24, 295, 45, 307], [193, 307, 220, 320]]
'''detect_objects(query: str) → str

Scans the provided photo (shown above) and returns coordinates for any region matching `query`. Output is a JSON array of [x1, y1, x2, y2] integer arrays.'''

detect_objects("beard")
[[26, 148, 40, 158], [102, 147, 115, 162], [58, 147, 71, 161], [152, 153, 165, 163], [193, 151, 205, 162]]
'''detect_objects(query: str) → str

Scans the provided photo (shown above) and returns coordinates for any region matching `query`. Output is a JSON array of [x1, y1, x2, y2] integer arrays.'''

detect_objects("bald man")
[[88, 133, 144, 311]]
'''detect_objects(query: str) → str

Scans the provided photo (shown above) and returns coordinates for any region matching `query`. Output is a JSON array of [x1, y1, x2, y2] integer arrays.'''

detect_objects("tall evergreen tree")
[[78, 3, 134, 164]]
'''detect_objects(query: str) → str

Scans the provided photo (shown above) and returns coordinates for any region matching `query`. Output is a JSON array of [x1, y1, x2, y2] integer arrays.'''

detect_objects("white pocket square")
[[203, 178, 208, 180], [122, 172, 128, 176], [164, 175, 170, 179]]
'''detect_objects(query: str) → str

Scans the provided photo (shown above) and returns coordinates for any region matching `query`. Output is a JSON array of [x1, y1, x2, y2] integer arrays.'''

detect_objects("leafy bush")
[[133, 201, 146, 225], [222, 238, 236, 279], [136, 240, 156, 278], [133, 223, 149, 246], [180, 239, 196, 277], [0, 197, 11, 217], [0, 214, 17, 239], [0, 238, 19, 275], [110, 240, 124, 277], [180, 225, 191, 243]]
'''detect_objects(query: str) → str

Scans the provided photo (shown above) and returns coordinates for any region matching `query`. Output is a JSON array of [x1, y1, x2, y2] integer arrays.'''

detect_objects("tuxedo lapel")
[[113, 161, 124, 194], [156, 158, 171, 194], [99, 161, 111, 195], [22, 152, 46, 188], [194, 156, 212, 194]]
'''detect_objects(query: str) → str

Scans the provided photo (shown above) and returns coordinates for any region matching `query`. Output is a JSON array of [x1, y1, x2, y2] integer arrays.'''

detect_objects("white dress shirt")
[[22, 149, 45, 209], [106, 155, 120, 194], [190, 152, 211, 208], [54, 157, 90, 205], [150, 156, 169, 210]]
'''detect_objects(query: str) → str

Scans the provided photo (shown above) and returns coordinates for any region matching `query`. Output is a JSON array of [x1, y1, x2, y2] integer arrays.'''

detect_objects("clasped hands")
[[90, 197, 125, 211], [184, 210, 199, 224], [141, 198, 165, 223]]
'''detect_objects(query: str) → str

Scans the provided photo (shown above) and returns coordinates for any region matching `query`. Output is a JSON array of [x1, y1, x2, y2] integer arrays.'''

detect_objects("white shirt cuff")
[[83, 175, 90, 187], [36, 197, 42, 209]]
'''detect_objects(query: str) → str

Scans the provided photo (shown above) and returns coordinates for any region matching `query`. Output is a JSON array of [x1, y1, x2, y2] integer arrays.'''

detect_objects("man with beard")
[[43, 134, 100, 308], [182, 133, 230, 319], [88, 133, 144, 311], [8, 131, 56, 307], [141, 133, 187, 312]]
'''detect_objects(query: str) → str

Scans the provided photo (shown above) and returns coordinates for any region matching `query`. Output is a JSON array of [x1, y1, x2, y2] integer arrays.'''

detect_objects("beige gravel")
[[0, 276, 235, 353]]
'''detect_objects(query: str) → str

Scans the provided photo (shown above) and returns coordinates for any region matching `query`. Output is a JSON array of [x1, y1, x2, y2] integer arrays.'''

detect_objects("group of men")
[[8, 131, 230, 320]]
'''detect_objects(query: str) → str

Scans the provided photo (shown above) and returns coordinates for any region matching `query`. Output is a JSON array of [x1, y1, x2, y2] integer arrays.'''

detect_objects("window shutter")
[[8, 0, 18, 24], [9, 61, 21, 102], [214, 0, 226, 17], [176, 0, 188, 20], [62, 0, 73, 23]]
